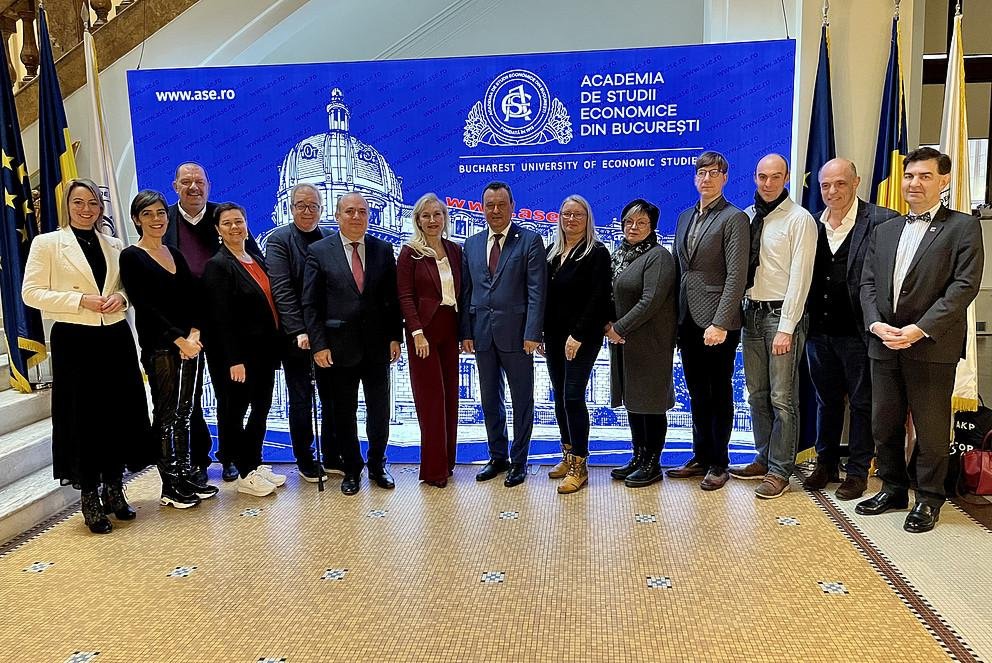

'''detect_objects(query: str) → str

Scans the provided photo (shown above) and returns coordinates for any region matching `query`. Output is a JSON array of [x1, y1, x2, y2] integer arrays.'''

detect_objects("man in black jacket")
[[302, 192, 403, 495], [804, 158, 898, 500], [265, 183, 339, 482]]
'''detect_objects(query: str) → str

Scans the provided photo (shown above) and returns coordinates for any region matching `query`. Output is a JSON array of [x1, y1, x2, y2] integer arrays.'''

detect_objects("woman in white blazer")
[[22, 178, 153, 534]]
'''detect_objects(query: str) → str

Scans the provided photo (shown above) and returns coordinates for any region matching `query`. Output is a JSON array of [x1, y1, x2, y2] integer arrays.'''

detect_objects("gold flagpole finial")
[[821, 0, 829, 26]]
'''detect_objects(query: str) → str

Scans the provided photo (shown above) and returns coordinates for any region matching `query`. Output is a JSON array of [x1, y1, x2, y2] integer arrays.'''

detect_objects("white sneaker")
[[256, 464, 287, 487], [237, 470, 276, 497]]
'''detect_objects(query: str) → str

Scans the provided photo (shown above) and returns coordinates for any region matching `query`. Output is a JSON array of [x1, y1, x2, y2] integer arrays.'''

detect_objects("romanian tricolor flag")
[[870, 15, 908, 215], [0, 31, 46, 391], [37, 4, 78, 234]]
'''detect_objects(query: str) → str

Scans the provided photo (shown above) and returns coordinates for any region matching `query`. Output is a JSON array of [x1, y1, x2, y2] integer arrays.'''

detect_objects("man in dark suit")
[[302, 192, 403, 495], [164, 162, 235, 482], [857, 147, 984, 533], [265, 182, 339, 483], [804, 158, 899, 501], [460, 181, 547, 487], [667, 151, 749, 491]]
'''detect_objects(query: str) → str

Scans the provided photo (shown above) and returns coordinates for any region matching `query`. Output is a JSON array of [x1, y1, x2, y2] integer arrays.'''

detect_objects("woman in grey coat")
[[605, 199, 678, 488]]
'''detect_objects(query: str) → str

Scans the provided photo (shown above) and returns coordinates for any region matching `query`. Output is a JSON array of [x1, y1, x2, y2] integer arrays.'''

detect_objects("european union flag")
[[870, 15, 908, 214], [37, 4, 78, 234], [0, 31, 46, 391], [801, 23, 835, 216]]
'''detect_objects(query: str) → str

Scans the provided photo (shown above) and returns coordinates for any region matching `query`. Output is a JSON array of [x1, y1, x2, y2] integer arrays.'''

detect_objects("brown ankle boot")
[[548, 443, 572, 479], [557, 455, 588, 494]]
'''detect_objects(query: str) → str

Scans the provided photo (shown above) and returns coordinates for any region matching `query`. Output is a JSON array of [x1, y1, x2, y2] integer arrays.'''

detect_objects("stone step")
[[0, 419, 53, 490], [0, 354, 10, 392], [0, 388, 51, 438], [0, 466, 78, 545]]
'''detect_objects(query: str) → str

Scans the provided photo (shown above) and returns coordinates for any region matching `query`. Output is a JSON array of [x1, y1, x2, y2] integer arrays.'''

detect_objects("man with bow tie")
[[857, 147, 984, 533]]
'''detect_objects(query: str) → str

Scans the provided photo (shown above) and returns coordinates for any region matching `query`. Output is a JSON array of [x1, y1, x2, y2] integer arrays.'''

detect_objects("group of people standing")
[[21, 145, 983, 536]]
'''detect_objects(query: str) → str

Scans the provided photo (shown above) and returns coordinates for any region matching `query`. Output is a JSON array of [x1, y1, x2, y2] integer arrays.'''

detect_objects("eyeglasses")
[[623, 219, 651, 229], [560, 212, 587, 220], [293, 203, 321, 213], [695, 168, 725, 179]]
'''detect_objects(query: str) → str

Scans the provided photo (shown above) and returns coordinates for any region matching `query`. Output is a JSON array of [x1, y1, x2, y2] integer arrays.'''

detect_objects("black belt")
[[744, 299, 784, 311]]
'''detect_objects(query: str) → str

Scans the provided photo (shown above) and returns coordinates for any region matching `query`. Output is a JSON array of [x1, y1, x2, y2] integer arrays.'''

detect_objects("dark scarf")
[[747, 188, 790, 288], [611, 231, 658, 282]]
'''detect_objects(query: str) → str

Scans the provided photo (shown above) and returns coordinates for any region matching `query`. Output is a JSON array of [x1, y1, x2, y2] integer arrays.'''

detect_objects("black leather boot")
[[625, 449, 663, 488], [101, 481, 136, 520], [611, 446, 644, 480], [81, 489, 112, 534]]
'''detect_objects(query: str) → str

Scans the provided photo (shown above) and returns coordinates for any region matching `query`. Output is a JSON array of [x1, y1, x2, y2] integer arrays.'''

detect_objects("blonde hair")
[[547, 194, 599, 263], [406, 192, 450, 258], [60, 178, 105, 230]]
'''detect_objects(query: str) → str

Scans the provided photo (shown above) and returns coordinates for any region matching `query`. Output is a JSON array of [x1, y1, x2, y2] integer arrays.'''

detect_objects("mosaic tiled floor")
[[0, 464, 985, 663]]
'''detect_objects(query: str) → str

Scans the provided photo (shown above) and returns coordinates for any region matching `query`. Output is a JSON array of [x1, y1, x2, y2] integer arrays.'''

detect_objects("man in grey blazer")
[[667, 151, 750, 490], [266, 183, 337, 483], [857, 147, 984, 532]]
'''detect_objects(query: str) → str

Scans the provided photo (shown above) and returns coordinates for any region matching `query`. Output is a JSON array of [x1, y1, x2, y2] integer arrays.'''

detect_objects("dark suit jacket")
[[200, 245, 281, 371], [164, 201, 260, 260], [809, 199, 899, 331], [302, 232, 403, 367], [459, 222, 547, 352], [397, 240, 462, 335], [673, 196, 749, 331], [265, 223, 329, 338], [861, 205, 984, 364]]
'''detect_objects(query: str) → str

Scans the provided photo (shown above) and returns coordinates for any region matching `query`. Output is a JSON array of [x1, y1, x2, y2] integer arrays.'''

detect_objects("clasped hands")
[[176, 329, 203, 361], [873, 323, 925, 350], [80, 293, 125, 314]]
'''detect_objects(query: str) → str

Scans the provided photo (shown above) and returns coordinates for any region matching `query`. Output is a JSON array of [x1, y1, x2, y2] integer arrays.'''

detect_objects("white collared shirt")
[[341, 234, 366, 270], [820, 201, 858, 254], [892, 201, 940, 312], [178, 204, 207, 226], [487, 223, 511, 254], [745, 196, 818, 334]]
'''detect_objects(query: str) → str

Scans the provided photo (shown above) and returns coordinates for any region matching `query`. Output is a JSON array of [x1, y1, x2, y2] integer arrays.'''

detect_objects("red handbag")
[[961, 431, 992, 495]]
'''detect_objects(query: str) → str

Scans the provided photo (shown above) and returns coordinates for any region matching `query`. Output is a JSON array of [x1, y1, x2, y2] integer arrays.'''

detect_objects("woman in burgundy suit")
[[398, 193, 463, 487]]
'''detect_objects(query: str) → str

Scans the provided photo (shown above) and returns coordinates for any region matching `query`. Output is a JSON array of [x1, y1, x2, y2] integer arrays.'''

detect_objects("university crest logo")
[[464, 69, 572, 147]]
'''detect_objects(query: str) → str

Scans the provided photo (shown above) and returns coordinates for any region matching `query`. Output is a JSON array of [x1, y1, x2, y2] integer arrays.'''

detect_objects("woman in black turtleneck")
[[22, 178, 153, 535]]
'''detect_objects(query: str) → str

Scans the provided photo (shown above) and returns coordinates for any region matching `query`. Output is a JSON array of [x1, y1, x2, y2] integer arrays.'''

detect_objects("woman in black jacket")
[[120, 190, 218, 509], [542, 194, 612, 494], [201, 203, 285, 497]]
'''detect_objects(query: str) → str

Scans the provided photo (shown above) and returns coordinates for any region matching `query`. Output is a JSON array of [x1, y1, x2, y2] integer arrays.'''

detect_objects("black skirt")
[[50, 320, 155, 487]]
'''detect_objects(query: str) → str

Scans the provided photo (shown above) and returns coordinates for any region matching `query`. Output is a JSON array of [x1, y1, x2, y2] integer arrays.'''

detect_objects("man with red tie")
[[302, 192, 403, 495]]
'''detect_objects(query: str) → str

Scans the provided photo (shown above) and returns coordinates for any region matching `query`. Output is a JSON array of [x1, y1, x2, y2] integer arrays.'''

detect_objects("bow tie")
[[907, 212, 931, 224]]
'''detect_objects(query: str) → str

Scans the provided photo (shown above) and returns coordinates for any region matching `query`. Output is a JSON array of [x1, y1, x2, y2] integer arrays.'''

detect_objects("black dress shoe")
[[855, 490, 909, 516], [222, 462, 239, 482], [904, 503, 940, 533], [341, 474, 361, 495], [369, 467, 395, 490], [476, 459, 510, 482], [504, 464, 527, 487]]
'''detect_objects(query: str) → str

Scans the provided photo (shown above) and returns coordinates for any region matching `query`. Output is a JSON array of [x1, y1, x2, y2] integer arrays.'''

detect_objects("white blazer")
[[22, 227, 129, 326]]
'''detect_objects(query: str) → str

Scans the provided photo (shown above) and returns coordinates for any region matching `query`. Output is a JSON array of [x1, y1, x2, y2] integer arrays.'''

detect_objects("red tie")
[[488, 233, 503, 277], [350, 242, 364, 292]]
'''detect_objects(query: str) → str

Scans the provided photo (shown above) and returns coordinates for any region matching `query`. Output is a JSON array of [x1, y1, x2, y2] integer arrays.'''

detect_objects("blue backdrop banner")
[[127, 39, 796, 466]]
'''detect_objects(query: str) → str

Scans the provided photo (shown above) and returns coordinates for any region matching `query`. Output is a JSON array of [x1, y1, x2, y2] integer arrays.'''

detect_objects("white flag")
[[939, 10, 978, 413], [83, 30, 127, 244]]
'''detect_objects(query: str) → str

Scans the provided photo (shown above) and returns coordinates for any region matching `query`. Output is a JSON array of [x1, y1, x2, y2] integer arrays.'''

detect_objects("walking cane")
[[310, 359, 325, 492]]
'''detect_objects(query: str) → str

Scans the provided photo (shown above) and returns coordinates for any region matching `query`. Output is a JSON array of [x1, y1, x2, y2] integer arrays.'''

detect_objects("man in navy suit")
[[302, 192, 403, 495], [460, 181, 547, 487]]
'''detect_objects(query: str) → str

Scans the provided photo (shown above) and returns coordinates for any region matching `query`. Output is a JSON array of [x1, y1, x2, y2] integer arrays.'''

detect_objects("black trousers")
[[544, 334, 600, 457], [329, 356, 391, 474], [678, 321, 740, 469], [871, 354, 956, 507], [143, 349, 198, 481], [198, 348, 231, 467], [215, 358, 276, 479], [282, 346, 338, 466], [628, 412, 668, 453]]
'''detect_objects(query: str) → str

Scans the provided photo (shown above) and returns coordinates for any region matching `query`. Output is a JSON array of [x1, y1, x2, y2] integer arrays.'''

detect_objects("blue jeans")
[[743, 307, 808, 480], [805, 333, 873, 478]]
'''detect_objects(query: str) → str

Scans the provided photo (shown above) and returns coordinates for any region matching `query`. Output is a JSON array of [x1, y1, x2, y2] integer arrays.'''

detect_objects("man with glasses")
[[302, 192, 403, 495], [729, 154, 816, 499], [266, 183, 340, 482], [460, 181, 547, 487], [668, 151, 749, 491]]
